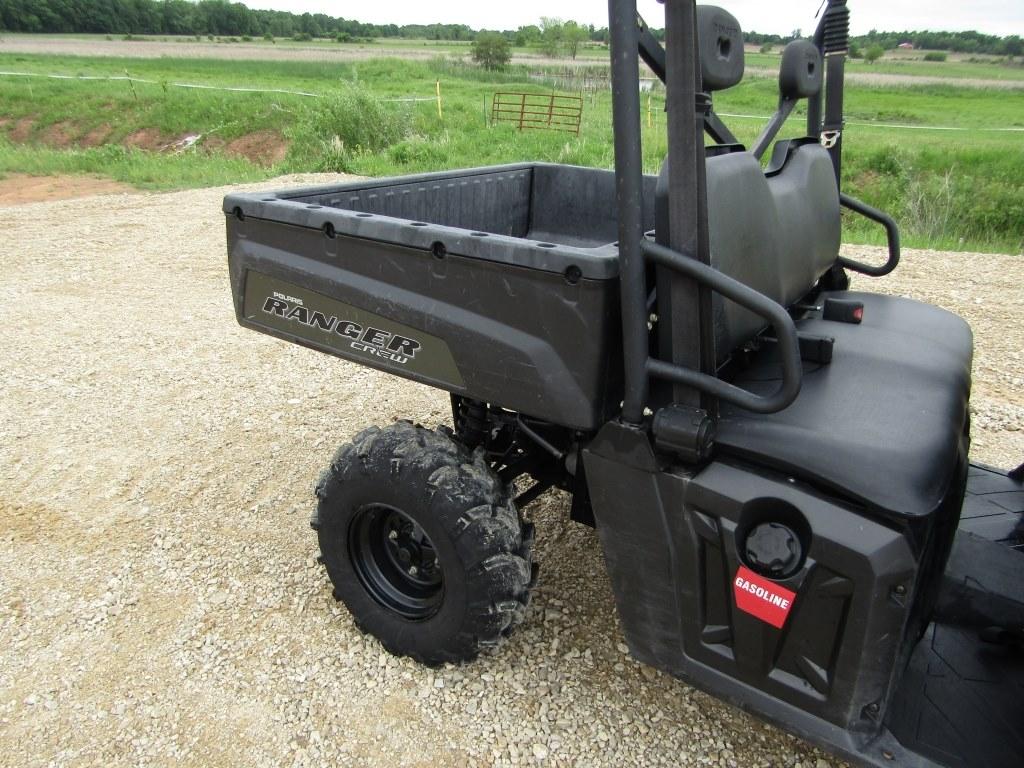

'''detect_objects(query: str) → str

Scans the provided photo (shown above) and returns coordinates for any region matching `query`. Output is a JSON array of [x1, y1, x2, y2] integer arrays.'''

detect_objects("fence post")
[[436, 80, 442, 120], [125, 69, 138, 101]]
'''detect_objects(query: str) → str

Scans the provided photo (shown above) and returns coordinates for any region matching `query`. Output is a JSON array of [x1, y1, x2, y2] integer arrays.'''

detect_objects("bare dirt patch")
[[0, 174, 134, 205], [79, 123, 114, 148], [225, 130, 289, 166], [202, 135, 227, 152], [40, 120, 78, 148], [9, 116, 36, 142], [123, 127, 173, 151]]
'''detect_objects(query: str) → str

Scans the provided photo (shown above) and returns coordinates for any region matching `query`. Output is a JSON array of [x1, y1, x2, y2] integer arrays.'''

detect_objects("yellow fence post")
[[647, 90, 652, 129], [436, 80, 443, 120]]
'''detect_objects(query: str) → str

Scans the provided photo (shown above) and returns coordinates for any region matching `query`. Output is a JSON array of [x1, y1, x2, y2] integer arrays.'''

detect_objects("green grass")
[[0, 140, 267, 188], [0, 52, 1021, 252]]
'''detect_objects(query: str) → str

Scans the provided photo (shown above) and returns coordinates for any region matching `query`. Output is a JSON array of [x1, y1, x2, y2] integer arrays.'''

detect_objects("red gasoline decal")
[[733, 565, 797, 628]]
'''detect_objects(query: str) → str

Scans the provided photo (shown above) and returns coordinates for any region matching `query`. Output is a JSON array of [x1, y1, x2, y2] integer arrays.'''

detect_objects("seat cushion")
[[716, 291, 973, 518]]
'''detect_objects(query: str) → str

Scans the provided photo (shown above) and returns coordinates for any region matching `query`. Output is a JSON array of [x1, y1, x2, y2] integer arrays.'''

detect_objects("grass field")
[[0, 49, 1021, 252]]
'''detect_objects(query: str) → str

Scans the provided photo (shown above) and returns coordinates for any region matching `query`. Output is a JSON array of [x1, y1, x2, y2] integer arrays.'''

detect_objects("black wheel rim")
[[349, 504, 444, 620]]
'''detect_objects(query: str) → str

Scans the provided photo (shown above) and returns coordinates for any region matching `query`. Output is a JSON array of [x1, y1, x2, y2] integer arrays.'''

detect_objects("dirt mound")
[[80, 123, 114, 147], [225, 130, 289, 166], [2, 116, 287, 166], [123, 127, 174, 150], [40, 121, 78, 148], [9, 117, 36, 142], [0, 174, 134, 205]]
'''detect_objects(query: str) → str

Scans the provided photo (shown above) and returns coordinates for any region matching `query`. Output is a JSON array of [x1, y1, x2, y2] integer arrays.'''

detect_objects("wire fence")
[[0, 69, 323, 97]]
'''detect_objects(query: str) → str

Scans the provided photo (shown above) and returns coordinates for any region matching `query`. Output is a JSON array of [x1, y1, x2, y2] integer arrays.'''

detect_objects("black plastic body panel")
[[584, 424, 917, 732], [581, 421, 1003, 768], [227, 217, 623, 430]]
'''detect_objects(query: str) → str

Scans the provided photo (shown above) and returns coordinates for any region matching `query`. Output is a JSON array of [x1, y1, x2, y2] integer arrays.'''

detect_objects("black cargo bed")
[[223, 164, 657, 430]]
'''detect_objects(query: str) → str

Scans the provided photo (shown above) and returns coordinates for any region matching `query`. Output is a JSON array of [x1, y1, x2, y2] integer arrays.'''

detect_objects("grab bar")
[[643, 240, 802, 413]]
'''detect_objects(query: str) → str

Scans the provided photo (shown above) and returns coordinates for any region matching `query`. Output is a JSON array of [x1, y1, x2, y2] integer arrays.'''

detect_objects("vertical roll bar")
[[609, 0, 649, 425]]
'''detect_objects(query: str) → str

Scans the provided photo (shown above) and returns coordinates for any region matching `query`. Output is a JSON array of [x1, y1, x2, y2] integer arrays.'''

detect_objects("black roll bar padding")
[[838, 193, 901, 277], [643, 240, 803, 414], [609, 0, 651, 425], [662, 0, 717, 413]]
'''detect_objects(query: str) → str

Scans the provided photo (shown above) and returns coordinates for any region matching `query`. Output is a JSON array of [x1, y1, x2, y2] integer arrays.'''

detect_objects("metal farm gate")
[[490, 92, 583, 135]]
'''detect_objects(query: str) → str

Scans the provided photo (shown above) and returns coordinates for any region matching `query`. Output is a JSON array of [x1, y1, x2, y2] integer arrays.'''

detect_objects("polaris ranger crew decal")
[[242, 271, 464, 387]]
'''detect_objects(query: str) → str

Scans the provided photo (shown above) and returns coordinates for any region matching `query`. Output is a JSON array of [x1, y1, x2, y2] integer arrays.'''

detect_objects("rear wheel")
[[313, 421, 535, 665]]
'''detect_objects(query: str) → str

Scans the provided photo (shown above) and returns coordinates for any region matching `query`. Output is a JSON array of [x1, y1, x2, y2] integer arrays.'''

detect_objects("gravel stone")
[[1, 178, 1021, 768]]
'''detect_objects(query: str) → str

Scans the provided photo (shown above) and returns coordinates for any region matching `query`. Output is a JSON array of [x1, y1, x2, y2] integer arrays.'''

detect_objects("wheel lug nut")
[[408, 566, 419, 576], [388, 530, 398, 540]]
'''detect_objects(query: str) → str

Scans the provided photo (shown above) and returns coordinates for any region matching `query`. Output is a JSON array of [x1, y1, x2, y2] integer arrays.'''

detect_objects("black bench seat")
[[716, 291, 973, 519]]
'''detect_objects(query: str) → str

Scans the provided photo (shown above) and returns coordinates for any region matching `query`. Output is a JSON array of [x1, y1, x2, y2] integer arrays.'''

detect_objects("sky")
[[241, 1, 1024, 37]]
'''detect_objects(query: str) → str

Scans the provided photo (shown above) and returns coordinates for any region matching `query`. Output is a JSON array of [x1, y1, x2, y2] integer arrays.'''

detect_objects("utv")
[[224, 2, 1023, 766]]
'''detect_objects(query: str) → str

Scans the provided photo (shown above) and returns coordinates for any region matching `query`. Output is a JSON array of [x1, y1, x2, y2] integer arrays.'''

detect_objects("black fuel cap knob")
[[745, 522, 801, 578]]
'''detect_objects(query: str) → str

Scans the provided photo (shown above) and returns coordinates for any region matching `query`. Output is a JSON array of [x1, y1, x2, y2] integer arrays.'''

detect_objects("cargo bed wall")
[[226, 218, 625, 430], [292, 166, 534, 239], [260, 163, 657, 251]]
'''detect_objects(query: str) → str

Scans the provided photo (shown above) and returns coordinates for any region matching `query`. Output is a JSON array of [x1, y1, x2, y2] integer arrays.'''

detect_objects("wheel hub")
[[349, 504, 444, 619]]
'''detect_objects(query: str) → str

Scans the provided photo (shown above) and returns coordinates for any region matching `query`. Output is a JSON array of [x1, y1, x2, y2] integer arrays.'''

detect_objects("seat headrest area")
[[779, 39, 823, 100], [697, 5, 744, 91], [656, 144, 841, 363]]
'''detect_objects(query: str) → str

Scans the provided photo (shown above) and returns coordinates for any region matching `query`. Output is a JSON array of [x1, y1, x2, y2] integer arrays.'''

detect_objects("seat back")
[[656, 142, 841, 361]]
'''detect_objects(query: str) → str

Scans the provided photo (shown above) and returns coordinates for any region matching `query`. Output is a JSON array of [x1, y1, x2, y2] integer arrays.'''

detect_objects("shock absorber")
[[454, 397, 489, 450]]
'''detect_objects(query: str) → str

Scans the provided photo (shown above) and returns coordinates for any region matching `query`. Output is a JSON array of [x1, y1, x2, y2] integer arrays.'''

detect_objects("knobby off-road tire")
[[312, 421, 535, 665]]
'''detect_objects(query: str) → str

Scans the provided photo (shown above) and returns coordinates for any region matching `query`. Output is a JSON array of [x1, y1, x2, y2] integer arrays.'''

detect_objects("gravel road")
[[1, 177, 1021, 768]]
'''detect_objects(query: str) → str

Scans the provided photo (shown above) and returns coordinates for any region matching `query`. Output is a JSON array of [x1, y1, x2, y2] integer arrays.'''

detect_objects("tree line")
[[0, 0, 610, 44], [853, 29, 1022, 57], [748, 28, 1022, 57], [0, 0, 472, 39], [0, 0, 1019, 58]]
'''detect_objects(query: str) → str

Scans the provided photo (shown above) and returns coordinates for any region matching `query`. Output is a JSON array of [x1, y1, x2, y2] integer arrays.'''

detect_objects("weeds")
[[288, 84, 411, 172], [905, 169, 956, 242]]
